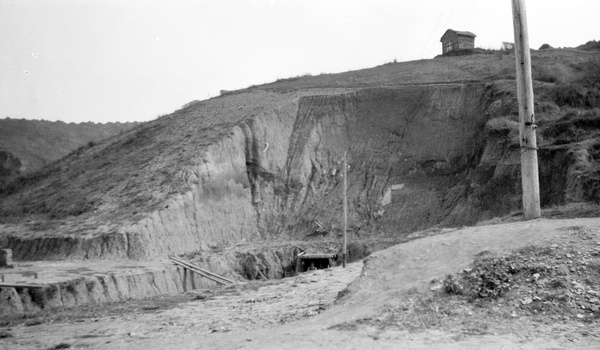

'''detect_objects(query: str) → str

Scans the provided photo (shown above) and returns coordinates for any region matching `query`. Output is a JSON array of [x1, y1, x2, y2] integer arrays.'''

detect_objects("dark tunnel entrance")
[[296, 253, 337, 273]]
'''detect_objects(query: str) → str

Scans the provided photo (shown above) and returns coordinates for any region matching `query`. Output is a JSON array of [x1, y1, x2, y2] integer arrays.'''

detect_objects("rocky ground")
[[2, 216, 600, 349]]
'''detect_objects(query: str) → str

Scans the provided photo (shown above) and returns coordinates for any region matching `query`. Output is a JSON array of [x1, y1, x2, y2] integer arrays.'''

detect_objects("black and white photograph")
[[1, 0, 600, 349]]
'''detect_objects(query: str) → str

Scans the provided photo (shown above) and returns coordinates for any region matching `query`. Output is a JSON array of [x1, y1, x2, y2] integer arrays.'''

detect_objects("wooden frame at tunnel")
[[295, 253, 337, 273]]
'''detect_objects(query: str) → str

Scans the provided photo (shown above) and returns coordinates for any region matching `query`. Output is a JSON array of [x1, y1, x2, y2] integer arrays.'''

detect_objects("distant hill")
[[0, 119, 138, 182], [577, 40, 600, 52]]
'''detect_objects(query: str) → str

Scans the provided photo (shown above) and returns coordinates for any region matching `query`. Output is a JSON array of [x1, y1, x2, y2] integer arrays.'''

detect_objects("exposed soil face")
[[1, 51, 599, 263], [2, 217, 600, 349], [0, 83, 496, 260]]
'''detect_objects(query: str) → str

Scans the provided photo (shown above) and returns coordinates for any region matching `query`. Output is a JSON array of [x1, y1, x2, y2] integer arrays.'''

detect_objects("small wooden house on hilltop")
[[440, 29, 476, 54]]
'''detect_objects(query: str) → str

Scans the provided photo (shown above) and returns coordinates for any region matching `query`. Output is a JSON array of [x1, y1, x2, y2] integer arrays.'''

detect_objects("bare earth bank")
[[2, 217, 600, 350]]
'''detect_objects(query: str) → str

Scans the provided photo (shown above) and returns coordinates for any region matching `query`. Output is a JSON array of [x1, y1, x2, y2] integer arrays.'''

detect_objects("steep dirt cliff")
[[0, 84, 495, 260], [1, 50, 598, 261], [260, 84, 492, 239]]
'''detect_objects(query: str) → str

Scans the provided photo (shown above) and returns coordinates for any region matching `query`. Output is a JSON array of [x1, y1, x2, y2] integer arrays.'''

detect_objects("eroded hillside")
[[1, 49, 599, 260]]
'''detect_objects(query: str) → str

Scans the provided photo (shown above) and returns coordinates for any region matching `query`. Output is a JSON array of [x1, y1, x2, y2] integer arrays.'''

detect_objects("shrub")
[[551, 59, 600, 107], [485, 117, 519, 135], [551, 83, 589, 107], [542, 109, 600, 144], [464, 255, 514, 299], [442, 274, 464, 294], [444, 252, 516, 299], [533, 66, 559, 83], [580, 59, 600, 90]]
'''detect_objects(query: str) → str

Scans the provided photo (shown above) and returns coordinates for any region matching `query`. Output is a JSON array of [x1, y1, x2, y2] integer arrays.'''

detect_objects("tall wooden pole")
[[342, 152, 347, 268], [512, 0, 541, 220]]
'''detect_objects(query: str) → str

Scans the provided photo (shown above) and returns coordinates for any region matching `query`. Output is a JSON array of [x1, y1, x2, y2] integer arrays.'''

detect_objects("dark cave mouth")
[[296, 254, 337, 273]]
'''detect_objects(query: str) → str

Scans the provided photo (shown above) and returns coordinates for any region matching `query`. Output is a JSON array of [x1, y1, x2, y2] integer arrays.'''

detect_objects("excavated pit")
[[0, 261, 185, 316], [0, 242, 373, 315]]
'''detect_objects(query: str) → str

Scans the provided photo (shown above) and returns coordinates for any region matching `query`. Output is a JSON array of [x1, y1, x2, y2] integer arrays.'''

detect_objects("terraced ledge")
[[0, 261, 203, 316]]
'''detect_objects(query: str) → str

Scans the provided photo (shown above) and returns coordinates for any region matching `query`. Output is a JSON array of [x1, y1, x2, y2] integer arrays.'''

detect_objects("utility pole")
[[342, 151, 348, 268], [512, 0, 541, 220]]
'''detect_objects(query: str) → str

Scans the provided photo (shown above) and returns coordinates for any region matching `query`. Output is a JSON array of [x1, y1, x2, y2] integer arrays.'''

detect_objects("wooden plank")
[[0, 282, 44, 288], [299, 254, 336, 259], [170, 257, 226, 285], [171, 258, 227, 285], [170, 256, 234, 284], [170, 257, 233, 285]]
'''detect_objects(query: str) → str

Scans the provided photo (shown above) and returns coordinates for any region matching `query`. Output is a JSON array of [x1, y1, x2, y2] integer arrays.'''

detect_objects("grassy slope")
[[0, 49, 598, 235], [257, 49, 594, 92]]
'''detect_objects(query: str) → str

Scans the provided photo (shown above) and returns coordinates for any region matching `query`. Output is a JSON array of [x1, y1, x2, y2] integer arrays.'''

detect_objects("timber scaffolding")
[[169, 256, 234, 285]]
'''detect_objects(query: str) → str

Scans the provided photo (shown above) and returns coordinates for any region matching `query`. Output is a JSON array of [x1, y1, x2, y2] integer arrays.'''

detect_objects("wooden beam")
[[512, 0, 541, 220], [170, 258, 227, 285], [170, 257, 234, 285], [0, 282, 44, 288], [171, 257, 234, 284]]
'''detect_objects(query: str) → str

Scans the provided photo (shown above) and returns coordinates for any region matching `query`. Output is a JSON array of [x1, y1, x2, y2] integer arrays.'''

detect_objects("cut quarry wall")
[[118, 101, 302, 259], [2, 83, 594, 262], [3, 51, 600, 263], [121, 84, 496, 259], [3, 84, 501, 260], [259, 84, 493, 238], [14, 82, 597, 261]]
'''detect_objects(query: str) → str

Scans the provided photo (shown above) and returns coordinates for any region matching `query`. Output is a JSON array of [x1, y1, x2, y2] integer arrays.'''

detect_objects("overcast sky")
[[1, 0, 598, 124]]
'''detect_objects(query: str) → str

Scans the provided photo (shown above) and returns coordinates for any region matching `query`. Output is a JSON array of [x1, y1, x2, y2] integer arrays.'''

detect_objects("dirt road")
[[2, 217, 600, 349]]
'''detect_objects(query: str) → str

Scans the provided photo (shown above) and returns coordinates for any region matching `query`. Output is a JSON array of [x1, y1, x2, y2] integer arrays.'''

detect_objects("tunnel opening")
[[295, 253, 337, 273]]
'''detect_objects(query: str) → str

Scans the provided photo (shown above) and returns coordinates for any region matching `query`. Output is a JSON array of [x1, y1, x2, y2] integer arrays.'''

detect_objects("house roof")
[[440, 29, 477, 41]]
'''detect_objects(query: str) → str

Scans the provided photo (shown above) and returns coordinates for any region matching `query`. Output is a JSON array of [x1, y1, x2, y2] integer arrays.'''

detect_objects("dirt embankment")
[[1, 81, 597, 261], [1, 51, 599, 262], [0, 83, 495, 260], [2, 217, 599, 350]]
